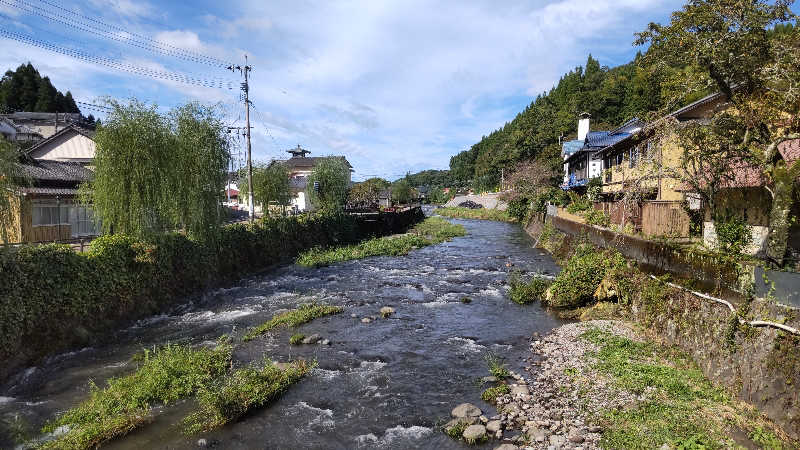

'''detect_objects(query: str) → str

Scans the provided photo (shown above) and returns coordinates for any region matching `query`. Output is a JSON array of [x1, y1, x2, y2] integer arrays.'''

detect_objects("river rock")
[[197, 439, 207, 447], [549, 434, 566, 446], [361, 317, 372, 324], [462, 424, 486, 442], [568, 431, 585, 443], [493, 445, 519, 450], [451, 402, 482, 418], [321, 339, 331, 345], [351, 313, 358, 318], [486, 420, 502, 433], [481, 375, 498, 383], [301, 334, 321, 344], [380, 306, 395, 318], [510, 385, 529, 396]]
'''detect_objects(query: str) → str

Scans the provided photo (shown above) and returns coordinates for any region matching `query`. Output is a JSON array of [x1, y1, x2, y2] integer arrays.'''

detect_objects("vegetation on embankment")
[[581, 327, 791, 449], [37, 340, 310, 449], [0, 209, 424, 382], [529, 219, 800, 440], [243, 303, 343, 341], [435, 207, 514, 222], [296, 216, 466, 267]]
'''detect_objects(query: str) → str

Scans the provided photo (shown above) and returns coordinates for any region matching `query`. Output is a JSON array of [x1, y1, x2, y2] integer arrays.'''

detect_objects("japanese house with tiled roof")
[[270, 145, 353, 212]]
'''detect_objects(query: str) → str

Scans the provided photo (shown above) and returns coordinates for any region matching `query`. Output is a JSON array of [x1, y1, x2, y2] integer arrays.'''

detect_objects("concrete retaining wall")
[[445, 193, 508, 210]]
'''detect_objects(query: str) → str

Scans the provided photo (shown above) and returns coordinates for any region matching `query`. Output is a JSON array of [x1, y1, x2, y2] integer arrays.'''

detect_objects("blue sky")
[[0, 0, 680, 181]]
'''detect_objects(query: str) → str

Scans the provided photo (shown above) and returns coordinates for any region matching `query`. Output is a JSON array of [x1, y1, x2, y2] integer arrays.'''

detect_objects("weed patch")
[[481, 384, 510, 404], [289, 334, 304, 345], [547, 246, 625, 309], [40, 341, 231, 449], [485, 353, 510, 379], [182, 359, 312, 433], [243, 303, 342, 341], [435, 207, 514, 222], [296, 217, 466, 267]]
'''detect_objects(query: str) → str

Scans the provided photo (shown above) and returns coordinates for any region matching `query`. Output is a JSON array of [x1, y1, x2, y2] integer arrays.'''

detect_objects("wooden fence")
[[641, 201, 690, 237]]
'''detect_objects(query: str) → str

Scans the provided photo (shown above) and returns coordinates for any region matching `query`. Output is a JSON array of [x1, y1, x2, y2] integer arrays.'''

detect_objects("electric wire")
[[3, 0, 234, 68], [0, 26, 234, 89]]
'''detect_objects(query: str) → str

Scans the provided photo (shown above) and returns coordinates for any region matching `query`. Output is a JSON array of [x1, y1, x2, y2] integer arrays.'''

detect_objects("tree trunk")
[[766, 165, 794, 266]]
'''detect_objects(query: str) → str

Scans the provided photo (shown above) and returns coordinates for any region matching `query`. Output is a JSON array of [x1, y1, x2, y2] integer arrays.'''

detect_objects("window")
[[616, 153, 623, 166], [32, 204, 68, 226], [69, 205, 100, 237]]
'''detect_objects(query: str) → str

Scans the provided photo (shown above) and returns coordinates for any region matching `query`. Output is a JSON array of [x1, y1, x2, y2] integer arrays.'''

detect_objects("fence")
[[641, 201, 690, 237], [594, 201, 642, 230]]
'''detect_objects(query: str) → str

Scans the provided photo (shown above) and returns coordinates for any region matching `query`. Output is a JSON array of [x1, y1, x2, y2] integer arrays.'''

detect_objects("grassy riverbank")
[[296, 216, 466, 267], [36, 341, 311, 449], [435, 207, 514, 222]]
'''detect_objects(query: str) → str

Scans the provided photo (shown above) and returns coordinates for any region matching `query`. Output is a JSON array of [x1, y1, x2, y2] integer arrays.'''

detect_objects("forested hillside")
[[449, 54, 674, 191], [0, 63, 80, 114]]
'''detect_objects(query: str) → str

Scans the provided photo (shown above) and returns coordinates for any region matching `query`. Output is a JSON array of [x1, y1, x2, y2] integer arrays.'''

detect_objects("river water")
[[0, 215, 565, 449]]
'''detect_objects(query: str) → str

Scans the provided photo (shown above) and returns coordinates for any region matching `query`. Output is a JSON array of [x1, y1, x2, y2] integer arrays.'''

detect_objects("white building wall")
[[29, 132, 96, 162]]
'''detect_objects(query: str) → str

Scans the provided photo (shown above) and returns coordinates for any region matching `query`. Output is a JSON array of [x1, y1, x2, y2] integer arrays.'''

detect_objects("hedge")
[[0, 209, 423, 380]]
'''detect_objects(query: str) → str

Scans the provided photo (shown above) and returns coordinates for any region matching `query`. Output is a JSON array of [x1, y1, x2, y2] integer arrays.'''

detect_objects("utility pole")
[[228, 55, 254, 223]]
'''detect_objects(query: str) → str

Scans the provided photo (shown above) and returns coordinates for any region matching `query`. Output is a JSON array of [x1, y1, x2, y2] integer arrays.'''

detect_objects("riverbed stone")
[[321, 339, 331, 345], [361, 317, 372, 324], [486, 420, 502, 433], [568, 430, 585, 443], [493, 444, 518, 450], [549, 434, 566, 446], [380, 306, 395, 317], [197, 438, 207, 447], [462, 424, 486, 442], [482, 375, 499, 383], [301, 334, 321, 344], [452, 402, 482, 418]]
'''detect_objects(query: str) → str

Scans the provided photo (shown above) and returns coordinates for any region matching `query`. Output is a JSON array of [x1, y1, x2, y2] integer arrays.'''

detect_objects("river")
[[0, 215, 565, 449]]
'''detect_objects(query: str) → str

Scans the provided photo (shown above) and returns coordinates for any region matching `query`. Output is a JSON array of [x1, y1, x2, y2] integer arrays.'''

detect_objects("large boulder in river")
[[462, 424, 486, 443], [451, 402, 482, 418], [380, 306, 395, 318]]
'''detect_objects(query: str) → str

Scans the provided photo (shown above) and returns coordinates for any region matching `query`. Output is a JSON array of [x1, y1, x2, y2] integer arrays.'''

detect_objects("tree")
[[170, 102, 231, 240], [348, 177, 389, 208], [306, 157, 351, 213], [636, 0, 800, 263], [84, 98, 230, 240], [0, 63, 80, 113], [391, 179, 416, 204], [0, 138, 27, 243], [239, 162, 291, 215]]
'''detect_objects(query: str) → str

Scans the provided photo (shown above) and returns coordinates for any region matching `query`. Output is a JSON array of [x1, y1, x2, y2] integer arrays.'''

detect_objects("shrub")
[[508, 271, 552, 304], [583, 208, 610, 227], [485, 353, 510, 379], [714, 217, 751, 255], [289, 334, 305, 345], [547, 246, 625, 309], [506, 197, 530, 223], [566, 192, 592, 214]]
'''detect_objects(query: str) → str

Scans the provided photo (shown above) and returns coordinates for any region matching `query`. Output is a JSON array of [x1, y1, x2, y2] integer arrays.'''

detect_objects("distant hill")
[[0, 62, 80, 114], [449, 54, 672, 191]]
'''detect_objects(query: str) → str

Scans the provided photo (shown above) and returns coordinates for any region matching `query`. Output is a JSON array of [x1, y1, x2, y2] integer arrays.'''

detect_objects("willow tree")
[[170, 103, 230, 240], [636, 0, 800, 264], [85, 99, 230, 240], [0, 138, 27, 243], [306, 157, 350, 213]]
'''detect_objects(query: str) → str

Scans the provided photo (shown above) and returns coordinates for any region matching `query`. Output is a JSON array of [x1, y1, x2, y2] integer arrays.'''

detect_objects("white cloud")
[[88, 0, 155, 19]]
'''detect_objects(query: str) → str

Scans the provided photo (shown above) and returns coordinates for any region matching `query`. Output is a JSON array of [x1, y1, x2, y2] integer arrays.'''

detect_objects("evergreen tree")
[[0, 63, 81, 113]]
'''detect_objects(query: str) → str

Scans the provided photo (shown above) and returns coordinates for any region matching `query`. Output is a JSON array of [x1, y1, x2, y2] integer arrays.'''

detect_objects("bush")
[[547, 246, 625, 309], [481, 384, 510, 404], [506, 197, 530, 223], [508, 271, 552, 304], [566, 192, 592, 214], [714, 217, 751, 255], [583, 208, 611, 227]]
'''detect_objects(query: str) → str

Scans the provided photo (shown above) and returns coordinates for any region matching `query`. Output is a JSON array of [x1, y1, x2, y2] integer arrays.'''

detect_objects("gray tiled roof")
[[19, 159, 93, 182]]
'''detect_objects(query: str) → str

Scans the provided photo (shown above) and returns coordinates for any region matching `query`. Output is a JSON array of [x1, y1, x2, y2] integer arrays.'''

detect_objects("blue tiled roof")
[[588, 131, 631, 148], [561, 139, 584, 156]]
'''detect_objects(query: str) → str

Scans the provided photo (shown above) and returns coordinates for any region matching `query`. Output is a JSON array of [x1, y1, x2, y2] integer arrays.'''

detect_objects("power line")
[[0, 26, 235, 89], [2, 0, 234, 68]]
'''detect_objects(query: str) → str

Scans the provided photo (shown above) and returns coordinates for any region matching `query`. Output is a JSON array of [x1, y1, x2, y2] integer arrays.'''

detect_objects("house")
[[378, 189, 392, 208], [0, 112, 82, 139], [0, 117, 42, 143], [562, 113, 635, 190], [3, 159, 98, 243], [273, 145, 353, 212], [23, 124, 96, 164], [595, 91, 730, 237]]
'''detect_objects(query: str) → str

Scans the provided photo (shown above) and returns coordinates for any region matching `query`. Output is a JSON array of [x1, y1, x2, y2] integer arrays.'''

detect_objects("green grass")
[[436, 207, 514, 222], [460, 296, 472, 304], [480, 383, 510, 404], [580, 328, 793, 449], [289, 333, 305, 345], [182, 359, 312, 433], [296, 217, 466, 267], [444, 419, 468, 439], [40, 341, 232, 449], [484, 353, 510, 379], [243, 303, 343, 341], [508, 270, 552, 304]]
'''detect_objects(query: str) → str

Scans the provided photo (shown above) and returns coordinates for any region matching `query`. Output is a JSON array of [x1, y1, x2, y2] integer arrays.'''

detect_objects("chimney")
[[577, 112, 591, 141]]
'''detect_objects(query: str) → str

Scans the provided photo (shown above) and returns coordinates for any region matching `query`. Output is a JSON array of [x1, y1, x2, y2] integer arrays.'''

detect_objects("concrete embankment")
[[445, 193, 508, 210], [526, 218, 800, 440]]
